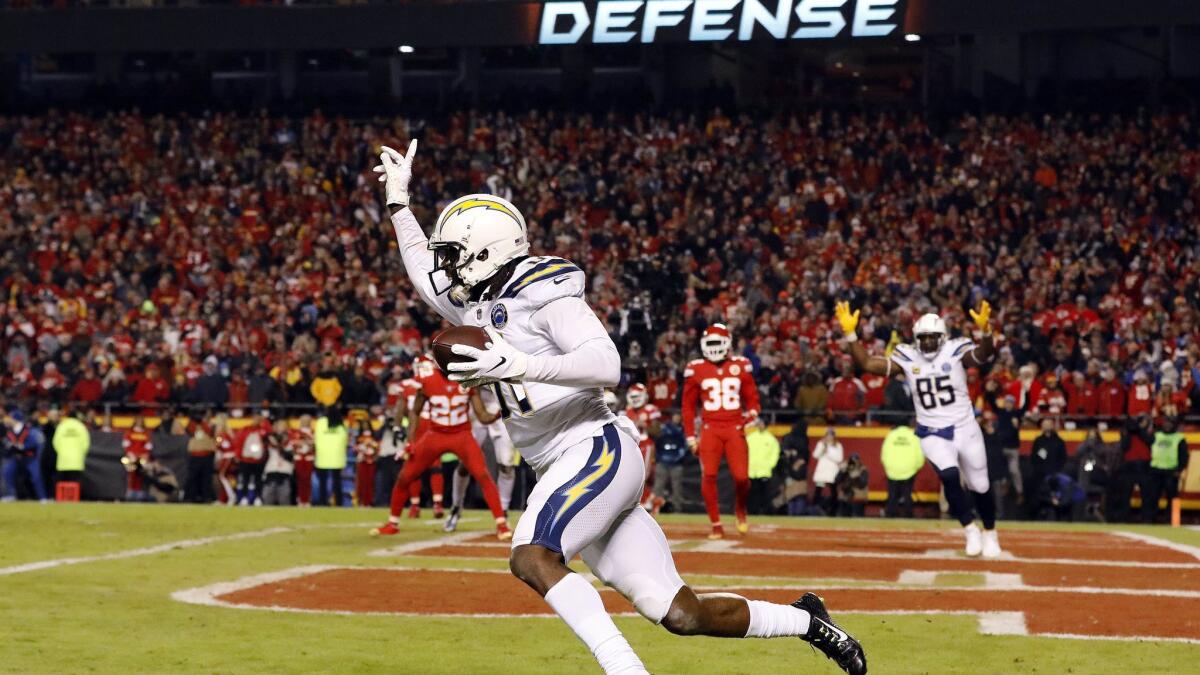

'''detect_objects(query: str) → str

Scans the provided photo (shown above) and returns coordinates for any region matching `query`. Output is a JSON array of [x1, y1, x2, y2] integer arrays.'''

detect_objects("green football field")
[[2, 503, 1198, 674]]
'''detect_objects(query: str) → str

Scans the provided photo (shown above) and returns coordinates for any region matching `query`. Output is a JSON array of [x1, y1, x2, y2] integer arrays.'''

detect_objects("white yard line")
[[1113, 531, 1200, 562], [0, 522, 378, 578], [0, 527, 293, 577], [366, 531, 484, 557]]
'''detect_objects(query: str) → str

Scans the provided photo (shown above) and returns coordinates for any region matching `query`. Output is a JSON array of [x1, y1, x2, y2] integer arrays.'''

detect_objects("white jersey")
[[891, 337, 976, 429], [392, 209, 616, 473]]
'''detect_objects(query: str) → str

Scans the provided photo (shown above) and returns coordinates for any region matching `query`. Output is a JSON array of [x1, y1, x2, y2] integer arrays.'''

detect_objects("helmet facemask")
[[701, 334, 731, 362], [626, 385, 648, 408], [430, 242, 484, 304]]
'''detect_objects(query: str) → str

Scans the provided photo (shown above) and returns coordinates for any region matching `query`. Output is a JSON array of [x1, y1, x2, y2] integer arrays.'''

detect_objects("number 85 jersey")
[[891, 337, 976, 429], [681, 356, 761, 437]]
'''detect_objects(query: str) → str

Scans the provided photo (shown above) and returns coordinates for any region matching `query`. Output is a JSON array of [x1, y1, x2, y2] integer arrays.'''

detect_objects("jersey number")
[[427, 394, 469, 426], [492, 382, 534, 419], [915, 376, 955, 409], [701, 377, 741, 411]]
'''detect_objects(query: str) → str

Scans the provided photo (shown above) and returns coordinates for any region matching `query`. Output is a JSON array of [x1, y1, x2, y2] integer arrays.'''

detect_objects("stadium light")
[[904, 33, 921, 42], [398, 45, 415, 54]]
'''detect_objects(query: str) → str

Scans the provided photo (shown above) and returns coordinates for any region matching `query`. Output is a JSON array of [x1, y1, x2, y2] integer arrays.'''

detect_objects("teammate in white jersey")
[[836, 300, 1002, 558], [376, 141, 866, 674], [445, 385, 520, 532]]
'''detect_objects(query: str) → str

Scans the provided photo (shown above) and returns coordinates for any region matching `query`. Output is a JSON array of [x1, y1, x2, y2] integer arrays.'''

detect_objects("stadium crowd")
[[1, 107, 1198, 427]]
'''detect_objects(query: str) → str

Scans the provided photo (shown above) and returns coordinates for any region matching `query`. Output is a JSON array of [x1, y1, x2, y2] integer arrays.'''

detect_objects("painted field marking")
[[0, 522, 378, 578], [367, 531, 485, 557], [1114, 531, 1200, 562], [170, 565, 1200, 644], [379, 534, 1200, 570]]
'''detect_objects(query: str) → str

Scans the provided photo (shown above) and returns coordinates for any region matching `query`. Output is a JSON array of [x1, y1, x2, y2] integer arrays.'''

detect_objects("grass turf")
[[1, 503, 1198, 674]]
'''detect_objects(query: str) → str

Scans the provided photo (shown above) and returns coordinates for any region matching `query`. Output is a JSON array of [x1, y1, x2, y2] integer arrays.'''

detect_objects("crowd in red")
[[1, 108, 1198, 427]]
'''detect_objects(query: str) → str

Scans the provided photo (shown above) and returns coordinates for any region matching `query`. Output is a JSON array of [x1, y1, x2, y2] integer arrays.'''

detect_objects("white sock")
[[452, 471, 470, 510], [544, 573, 647, 674], [744, 599, 811, 638], [497, 469, 515, 512]]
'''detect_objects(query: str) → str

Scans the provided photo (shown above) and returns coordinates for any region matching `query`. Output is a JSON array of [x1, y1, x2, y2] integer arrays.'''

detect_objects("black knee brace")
[[936, 467, 974, 527]]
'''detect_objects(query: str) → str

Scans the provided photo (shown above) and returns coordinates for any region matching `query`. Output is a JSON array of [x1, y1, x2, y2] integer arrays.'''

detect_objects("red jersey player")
[[681, 323, 761, 539], [372, 358, 512, 540], [624, 383, 662, 508], [388, 356, 446, 518]]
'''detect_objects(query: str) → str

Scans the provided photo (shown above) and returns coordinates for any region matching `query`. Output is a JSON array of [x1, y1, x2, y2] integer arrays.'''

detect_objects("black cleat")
[[795, 592, 867, 675], [442, 505, 461, 533]]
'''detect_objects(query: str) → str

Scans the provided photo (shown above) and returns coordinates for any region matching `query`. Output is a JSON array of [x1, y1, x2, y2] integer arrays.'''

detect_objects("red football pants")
[[356, 462, 376, 507], [294, 460, 313, 505], [389, 430, 502, 519], [406, 464, 444, 504], [698, 424, 750, 524]]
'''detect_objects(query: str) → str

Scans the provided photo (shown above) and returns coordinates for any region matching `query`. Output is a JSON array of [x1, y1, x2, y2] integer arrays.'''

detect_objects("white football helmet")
[[701, 324, 732, 362], [626, 383, 648, 409], [602, 389, 620, 413], [429, 194, 529, 304], [912, 313, 947, 356]]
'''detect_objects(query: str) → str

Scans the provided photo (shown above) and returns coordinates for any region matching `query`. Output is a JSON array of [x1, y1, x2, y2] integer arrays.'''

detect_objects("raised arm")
[[962, 301, 996, 369], [835, 301, 893, 376], [375, 140, 462, 323]]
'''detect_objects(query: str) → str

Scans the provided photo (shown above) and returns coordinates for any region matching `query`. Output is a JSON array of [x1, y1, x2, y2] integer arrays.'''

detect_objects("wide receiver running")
[[681, 324, 761, 538], [371, 354, 512, 539], [836, 300, 1001, 558], [375, 141, 866, 674]]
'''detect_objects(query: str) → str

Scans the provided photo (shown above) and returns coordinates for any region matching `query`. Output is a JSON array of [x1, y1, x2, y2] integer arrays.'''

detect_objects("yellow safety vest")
[[881, 426, 924, 481], [314, 417, 349, 470], [53, 417, 91, 472], [1151, 432, 1184, 471]]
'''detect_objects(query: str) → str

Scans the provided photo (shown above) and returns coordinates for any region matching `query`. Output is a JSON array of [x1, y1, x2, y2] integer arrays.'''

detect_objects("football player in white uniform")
[[376, 142, 866, 675], [836, 301, 1001, 558]]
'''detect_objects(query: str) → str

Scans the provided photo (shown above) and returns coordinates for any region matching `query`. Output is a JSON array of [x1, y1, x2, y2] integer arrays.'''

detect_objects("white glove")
[[447, 327, 528, 387], [373, 139, 417, 208]]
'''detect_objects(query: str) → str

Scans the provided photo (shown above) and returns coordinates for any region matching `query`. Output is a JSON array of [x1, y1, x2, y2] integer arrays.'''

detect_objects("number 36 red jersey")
[[418, 369, 472, 434], [681, 356, 761, 438]]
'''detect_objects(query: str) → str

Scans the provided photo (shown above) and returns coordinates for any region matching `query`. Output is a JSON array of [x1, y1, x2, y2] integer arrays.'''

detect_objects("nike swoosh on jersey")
[[553, 276, 569, 284]]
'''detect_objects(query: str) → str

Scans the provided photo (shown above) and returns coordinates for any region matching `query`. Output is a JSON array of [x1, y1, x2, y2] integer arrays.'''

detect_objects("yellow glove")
[[884, 329, 902, 357], [834, 301, 860, 337], [969, 301, 992, 332]]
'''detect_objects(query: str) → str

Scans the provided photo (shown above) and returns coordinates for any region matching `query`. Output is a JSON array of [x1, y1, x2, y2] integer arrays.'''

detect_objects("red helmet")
[[626, 383, 648, 408], [701, 323, 732, 362]]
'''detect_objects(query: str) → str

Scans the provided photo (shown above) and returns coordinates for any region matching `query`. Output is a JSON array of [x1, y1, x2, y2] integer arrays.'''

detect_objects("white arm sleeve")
[[390, 207, 462, 323], [524, 296, 621, 388]]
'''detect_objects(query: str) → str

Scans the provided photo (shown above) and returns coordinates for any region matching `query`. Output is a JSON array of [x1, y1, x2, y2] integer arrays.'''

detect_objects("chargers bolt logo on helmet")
[[626, 383, 648, 408], [913, 313, 947, 357], [428, 194, 529, 304], [700, 323, 732, 362]]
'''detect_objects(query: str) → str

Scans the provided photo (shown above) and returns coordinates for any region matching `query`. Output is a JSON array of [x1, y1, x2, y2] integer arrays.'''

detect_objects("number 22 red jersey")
[[681, 356, 760, 437], [417, 369, 472, 434]]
